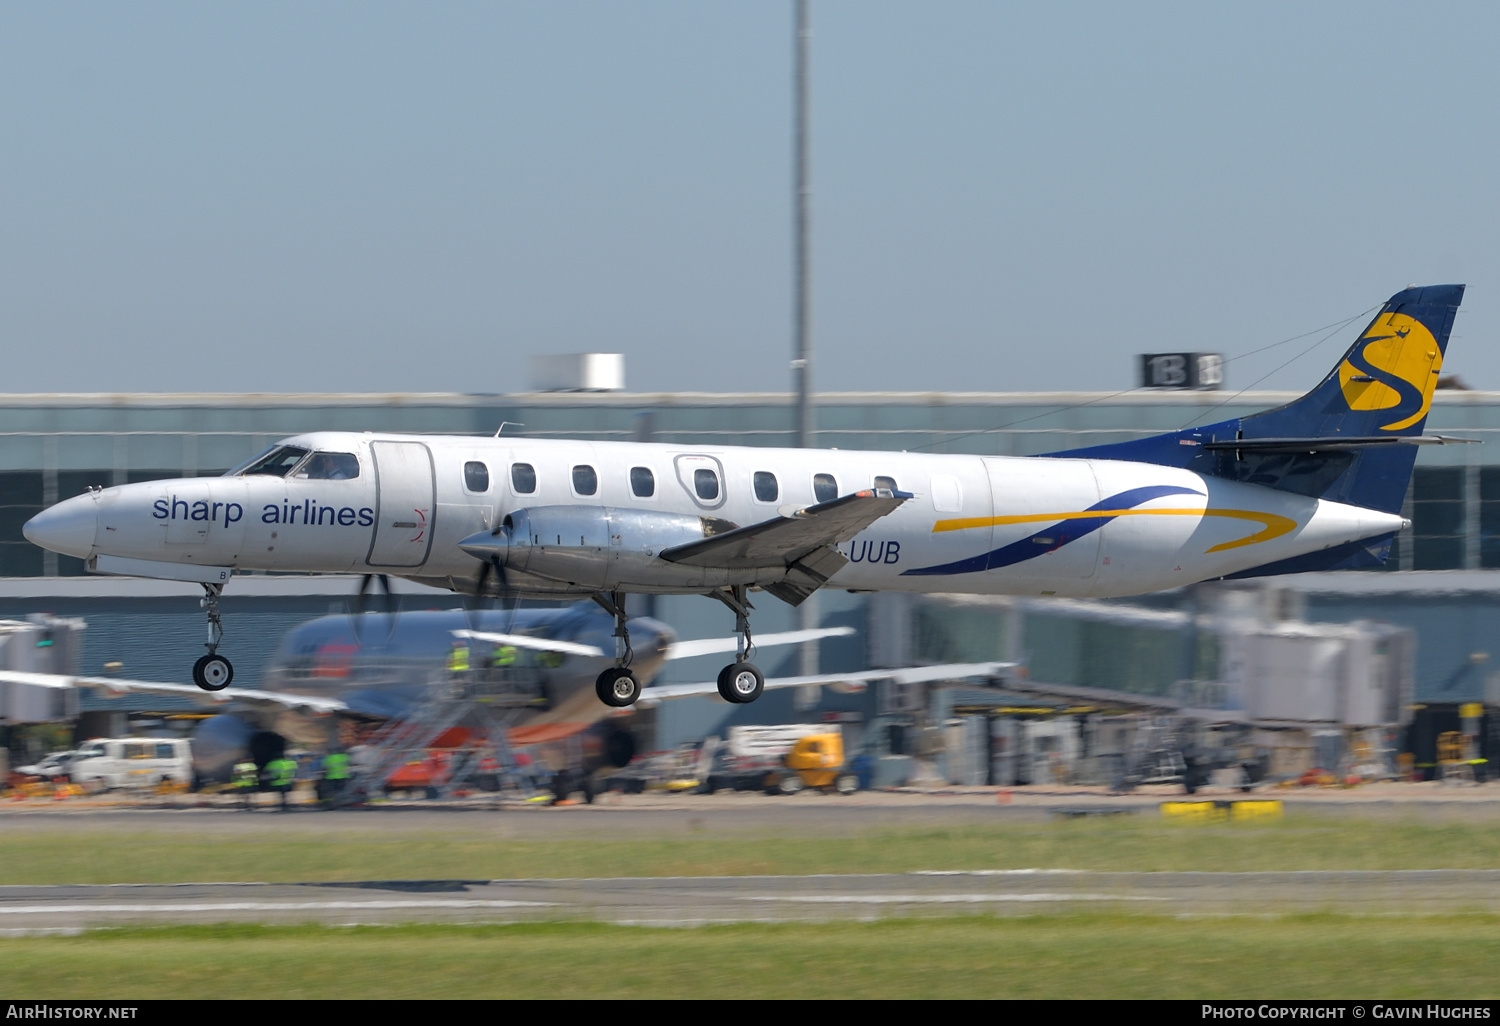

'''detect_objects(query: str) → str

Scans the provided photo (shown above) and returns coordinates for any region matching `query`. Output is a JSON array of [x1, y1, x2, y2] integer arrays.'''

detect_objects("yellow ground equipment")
[[764, 732, 858, 796]]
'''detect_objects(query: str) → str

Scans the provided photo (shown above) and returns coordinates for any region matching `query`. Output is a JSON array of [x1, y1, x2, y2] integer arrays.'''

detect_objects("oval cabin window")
[[572, 465, 598, 496], [694, 468, 720, 501], [630, 466, 655, 498], [511, 463, 537, 494], [753, 471, 779, 502]]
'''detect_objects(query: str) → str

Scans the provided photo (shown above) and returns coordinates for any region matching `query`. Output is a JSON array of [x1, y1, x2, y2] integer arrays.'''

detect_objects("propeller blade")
[[351, 574, 397, 643]]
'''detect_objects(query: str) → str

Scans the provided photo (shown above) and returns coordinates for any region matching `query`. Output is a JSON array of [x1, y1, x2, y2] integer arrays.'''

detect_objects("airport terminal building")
[[1, 388, 1498, 777]]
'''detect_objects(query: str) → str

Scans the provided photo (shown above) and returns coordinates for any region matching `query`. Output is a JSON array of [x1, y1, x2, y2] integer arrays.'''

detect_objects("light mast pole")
[[793, 0, 819, 679]]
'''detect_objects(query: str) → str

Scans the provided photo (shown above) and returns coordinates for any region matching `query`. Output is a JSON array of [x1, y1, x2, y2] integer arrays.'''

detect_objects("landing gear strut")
[[714, 586, 764, 704], [592, 591, 641, 707], [192, 583, 234, 692]]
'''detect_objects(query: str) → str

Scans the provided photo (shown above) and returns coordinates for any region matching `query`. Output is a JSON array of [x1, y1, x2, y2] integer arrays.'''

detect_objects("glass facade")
[[0, 389, 1496, 575]]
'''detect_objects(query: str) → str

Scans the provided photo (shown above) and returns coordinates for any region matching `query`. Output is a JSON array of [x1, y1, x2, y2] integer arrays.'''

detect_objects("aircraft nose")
[[23, 493, 99, 559]]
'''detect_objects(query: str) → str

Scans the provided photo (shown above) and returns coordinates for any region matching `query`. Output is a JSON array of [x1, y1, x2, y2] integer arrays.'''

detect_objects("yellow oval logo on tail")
[[1337, 312, 1441, 431]]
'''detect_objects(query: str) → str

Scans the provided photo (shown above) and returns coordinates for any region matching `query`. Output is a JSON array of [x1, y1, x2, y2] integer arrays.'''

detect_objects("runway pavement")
[[3, 869, 1500, 930]]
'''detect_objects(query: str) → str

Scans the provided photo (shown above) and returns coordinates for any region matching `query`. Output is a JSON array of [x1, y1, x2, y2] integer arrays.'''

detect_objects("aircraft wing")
[[659, 489, 912, 605], [663, 626, 854, 661], [0, 670, 347, 714], [660, 489, 911, 569], [634, 661, 1019, 706], [450, 630, 606, 658]]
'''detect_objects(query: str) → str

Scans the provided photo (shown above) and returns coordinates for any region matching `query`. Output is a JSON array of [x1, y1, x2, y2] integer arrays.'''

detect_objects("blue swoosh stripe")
[[900, 484, 1203, 577]]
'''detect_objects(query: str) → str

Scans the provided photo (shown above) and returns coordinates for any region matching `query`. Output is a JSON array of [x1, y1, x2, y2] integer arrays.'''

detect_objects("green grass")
[[3, 916, 1499, 999], [1, 816, 1498, 884]]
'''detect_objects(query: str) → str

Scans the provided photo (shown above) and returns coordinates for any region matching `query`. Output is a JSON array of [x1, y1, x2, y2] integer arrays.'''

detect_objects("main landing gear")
[[192, 583, 234, 692], [714, 586, 764, 705], [593, 591, 642, 708]]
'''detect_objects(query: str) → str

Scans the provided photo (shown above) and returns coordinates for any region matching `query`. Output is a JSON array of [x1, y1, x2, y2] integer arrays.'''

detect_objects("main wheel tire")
[[716, 662, 764, 704], [835, 773, 858, 796], [595, 668, 641, 707], [777, 772, 804, 796], [192, 654, 234, 692]]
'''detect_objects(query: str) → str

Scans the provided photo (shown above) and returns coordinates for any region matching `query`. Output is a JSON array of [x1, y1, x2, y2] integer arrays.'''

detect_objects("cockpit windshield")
[[233, 446, 310, 478]]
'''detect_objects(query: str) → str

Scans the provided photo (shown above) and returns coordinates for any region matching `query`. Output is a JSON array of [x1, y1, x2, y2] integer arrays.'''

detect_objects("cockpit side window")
[[236, 446, 310, 478], [295, 452, 360, 480]]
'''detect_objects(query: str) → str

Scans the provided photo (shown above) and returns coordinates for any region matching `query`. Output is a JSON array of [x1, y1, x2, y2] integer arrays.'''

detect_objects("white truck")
[[68, 737, 193, 790]]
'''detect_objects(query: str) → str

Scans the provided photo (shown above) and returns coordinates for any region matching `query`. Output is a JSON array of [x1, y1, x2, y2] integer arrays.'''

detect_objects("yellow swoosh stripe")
[[932, 508, 1298, 553]]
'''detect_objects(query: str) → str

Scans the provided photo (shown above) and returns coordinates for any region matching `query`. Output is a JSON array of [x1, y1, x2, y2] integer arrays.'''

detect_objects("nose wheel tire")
[[595, 668, 641, 707], [193, 654, 234, 692], [717, 662, 764, 704]]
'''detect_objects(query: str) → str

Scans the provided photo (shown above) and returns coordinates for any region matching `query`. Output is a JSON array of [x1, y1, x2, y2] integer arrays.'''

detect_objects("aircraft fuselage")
[[28, 431, 1404, 600]]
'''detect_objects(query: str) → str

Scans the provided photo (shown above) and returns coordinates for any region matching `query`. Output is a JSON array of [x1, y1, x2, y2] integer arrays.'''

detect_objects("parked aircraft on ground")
[[0, 602, 1011, 786], [20, 285, 1468, 712]]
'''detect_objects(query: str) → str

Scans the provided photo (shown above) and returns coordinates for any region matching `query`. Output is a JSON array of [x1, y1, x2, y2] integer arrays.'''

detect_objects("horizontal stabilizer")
[[1200, 435, 1478, 454]]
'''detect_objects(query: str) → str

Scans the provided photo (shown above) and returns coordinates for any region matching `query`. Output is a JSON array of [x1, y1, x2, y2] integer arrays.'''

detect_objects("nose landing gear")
[[592, 591, 641, 707], [714, 586, 764, 704], [192, 583, 234, 692]]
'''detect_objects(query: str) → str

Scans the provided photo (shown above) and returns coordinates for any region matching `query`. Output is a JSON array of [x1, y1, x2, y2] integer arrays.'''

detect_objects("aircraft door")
[[366, 441, 436, 568]]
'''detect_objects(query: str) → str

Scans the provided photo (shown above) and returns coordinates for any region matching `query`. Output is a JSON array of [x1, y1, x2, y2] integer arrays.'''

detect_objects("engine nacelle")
[[459, 506, 742, 591]]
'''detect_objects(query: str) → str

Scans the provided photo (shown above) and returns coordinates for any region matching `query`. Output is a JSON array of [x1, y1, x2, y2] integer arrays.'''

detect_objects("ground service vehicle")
[[763, 732, 858, 795], [68, 738, 193, 790]]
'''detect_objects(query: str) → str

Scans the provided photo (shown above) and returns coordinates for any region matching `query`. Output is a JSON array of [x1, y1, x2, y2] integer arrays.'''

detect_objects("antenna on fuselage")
[[493, 422, 524, 437]]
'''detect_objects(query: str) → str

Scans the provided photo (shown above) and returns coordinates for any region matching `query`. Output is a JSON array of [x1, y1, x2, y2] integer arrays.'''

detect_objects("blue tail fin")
[[1051, 284, 1465, 516]]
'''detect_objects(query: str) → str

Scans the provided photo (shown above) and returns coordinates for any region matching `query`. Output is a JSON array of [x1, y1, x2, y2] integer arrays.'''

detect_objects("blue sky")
[[2, 2, 1496, 394]]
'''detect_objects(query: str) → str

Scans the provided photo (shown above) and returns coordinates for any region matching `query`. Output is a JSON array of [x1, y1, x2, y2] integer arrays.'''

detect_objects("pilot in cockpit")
[[299, 452, 360, 480]]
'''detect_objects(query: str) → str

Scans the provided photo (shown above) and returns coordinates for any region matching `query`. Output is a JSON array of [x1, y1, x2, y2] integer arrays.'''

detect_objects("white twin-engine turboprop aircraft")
[[22, 285, 1468, 707]]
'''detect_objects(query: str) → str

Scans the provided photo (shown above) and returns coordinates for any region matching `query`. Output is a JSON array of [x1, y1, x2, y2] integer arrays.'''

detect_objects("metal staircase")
[[339, 666, 551, 805]]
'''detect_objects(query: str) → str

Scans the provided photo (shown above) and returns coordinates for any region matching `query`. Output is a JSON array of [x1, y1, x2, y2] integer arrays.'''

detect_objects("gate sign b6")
[[1140, 352, 1223, 390]]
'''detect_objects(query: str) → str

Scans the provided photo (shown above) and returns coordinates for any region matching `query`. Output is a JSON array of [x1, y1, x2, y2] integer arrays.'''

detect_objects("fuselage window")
[[511, 463, 537, 494], [630, 466, 655, 498], [464, 461, 490, 493], [874, 475, 898, 492], [753, 471, 779, 503], [573, 465, 598, 496], [694, 468, 720, 501], [296, 452, 360, 480], [813, 473, 838, 503], [237, 446, 310, 478]]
